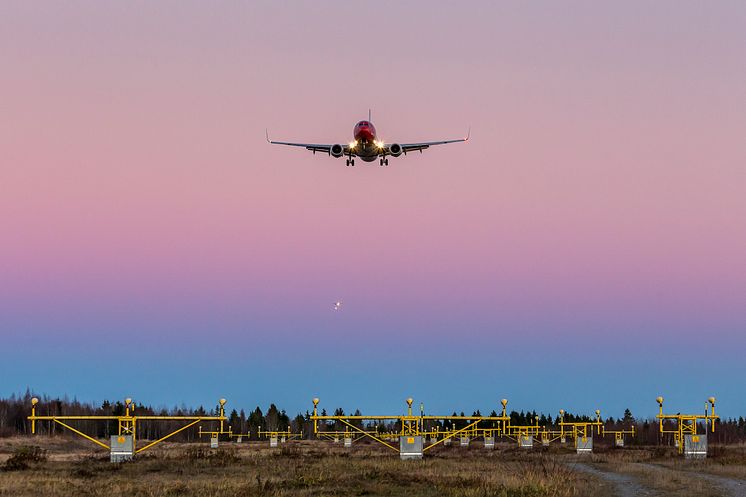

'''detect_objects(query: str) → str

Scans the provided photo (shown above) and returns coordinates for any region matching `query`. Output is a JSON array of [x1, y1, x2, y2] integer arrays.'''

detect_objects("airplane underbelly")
[[357, 145, 378, 162]]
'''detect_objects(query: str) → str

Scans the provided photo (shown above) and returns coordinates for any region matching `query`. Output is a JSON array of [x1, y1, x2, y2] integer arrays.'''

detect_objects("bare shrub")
[[276, 445, 301, 458], [2, 445, 47, 471], [183, 446, 210, 460], [208, 448, 241, 466]]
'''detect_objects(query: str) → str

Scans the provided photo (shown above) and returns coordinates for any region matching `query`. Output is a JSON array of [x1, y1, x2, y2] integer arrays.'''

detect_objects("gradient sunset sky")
[[1, 1, 745, 419]]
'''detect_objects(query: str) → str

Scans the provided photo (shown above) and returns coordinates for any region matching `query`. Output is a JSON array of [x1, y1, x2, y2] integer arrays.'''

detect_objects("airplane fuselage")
[[351, 120, 380, 162]]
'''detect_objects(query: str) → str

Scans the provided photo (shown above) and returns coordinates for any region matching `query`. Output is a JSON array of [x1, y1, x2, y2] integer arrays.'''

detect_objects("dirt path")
[[639, 463, 746, 497], [571, 462, 653, 497], [696, 473, 746, 497]]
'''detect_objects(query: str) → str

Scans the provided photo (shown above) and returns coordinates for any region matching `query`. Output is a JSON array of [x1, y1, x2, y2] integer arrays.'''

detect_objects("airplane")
[[266, 111, 469, 166]]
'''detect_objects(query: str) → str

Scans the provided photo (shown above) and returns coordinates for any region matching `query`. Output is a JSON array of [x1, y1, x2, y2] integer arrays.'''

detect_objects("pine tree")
[[623, 408, 634, 424], [265, 404, 280, 431], [248, 407, 265, 437]]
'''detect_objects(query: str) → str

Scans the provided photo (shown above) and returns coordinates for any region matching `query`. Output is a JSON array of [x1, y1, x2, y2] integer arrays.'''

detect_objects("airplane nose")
[[357, 127, 374, 142]]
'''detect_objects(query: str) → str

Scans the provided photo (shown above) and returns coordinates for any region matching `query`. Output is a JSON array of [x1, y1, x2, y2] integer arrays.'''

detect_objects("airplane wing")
[[393, 129, 470, 155], [266, 130, 349, 155]]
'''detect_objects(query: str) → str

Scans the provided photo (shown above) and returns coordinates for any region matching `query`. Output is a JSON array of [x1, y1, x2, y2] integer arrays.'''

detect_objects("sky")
[[1, 1, 745, 421]]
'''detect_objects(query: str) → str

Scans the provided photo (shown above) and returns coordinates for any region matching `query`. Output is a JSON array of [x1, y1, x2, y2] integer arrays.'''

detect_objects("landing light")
[[349, 141, 357, 149]]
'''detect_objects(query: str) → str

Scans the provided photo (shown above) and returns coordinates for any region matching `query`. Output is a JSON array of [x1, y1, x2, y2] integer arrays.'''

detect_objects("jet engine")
[[388, 143, 403, 157], [330, 144, 344, 158]]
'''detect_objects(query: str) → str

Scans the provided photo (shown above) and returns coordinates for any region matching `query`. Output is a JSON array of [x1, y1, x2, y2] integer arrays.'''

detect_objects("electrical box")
[[576, 436, 593, 454], [270, 436, 278, 447], [111, 435, 135, 462], [110, 435, 133, 463], [460, 437, 470, 447], [399, 436, 423, 460], [210, 436, 219, 449], [684, 434, 707, 459], [344, 437, 352, 448], [520, 435, 533, 449], [484, 437, 495, 449]]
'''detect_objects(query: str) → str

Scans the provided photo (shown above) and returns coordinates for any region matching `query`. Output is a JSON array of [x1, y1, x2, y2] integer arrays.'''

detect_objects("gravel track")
[[571, 462, 653, 497]]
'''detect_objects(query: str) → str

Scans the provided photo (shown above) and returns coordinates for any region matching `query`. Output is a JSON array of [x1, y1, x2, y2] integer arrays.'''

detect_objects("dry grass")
[[2, 439, 745, 497], [0, 440, 596, 497]]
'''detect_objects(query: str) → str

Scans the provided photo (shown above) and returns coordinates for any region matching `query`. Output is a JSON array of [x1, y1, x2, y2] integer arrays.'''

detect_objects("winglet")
[[368, 109, 372, 122], [465, 126, 471, 141], [265, 128, 271, 143]]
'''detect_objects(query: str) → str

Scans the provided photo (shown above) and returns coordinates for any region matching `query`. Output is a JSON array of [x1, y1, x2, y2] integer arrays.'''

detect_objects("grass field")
[[1, 438, 745, 497]]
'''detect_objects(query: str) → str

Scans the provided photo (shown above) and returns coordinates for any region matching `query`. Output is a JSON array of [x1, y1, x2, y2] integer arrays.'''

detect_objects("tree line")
[[2, 390, 745, 445]]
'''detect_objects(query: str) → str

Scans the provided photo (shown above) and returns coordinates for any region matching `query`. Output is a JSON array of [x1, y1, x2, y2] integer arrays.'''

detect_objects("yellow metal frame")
[[422, 426, 502, 441], [313, 397, 621, 453], [258, 427, 303, 442], [537, 428, 564, 445], [656, 396, 718, 454], [603, 425, 636, 446], [29, 397, 227, 455], [310, 397, 511, 455], [557, 409, 603, 448], [197, 398, 233, 440], [495, 399, 545, 447], [422, 420, 482, 452]]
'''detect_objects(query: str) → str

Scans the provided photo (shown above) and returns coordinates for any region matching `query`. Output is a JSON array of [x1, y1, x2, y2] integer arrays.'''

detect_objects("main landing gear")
[[379, 158, 389, 166], [346, 158, 355, 166]]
